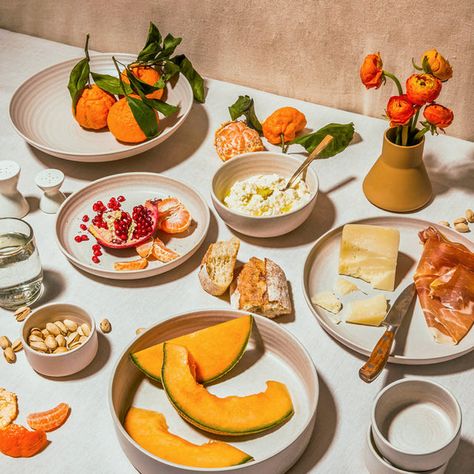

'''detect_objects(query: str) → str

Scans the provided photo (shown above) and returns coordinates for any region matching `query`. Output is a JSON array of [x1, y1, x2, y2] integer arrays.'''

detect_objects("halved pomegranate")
[[88, 200, 158, 249]]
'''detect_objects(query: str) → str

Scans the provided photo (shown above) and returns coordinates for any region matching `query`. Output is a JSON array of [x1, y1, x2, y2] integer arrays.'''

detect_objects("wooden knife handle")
[[359, 327, 395, 383]]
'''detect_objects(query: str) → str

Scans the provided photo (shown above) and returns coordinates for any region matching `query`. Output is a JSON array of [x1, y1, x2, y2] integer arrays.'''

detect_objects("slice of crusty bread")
[[199, 237, 240, 296], [230, 257, 292, 318]]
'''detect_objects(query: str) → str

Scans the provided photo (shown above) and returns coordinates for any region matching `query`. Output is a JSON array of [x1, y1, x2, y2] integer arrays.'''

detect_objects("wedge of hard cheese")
[[346, 294, 387, 326], [339, 224, 400, 291]]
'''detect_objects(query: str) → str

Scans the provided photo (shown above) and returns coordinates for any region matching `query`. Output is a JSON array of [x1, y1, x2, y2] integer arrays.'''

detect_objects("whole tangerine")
[[74, 84, 116, 130], [107, 95, 158, 143], [121, 65, 164, 100]]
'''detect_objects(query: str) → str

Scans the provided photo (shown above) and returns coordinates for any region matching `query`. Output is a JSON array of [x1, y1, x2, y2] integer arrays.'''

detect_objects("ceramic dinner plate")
[[303, 216, 474, 365], [9, 53, 193, 162], [56, 172, 210, 280], [109, 309, 319, 474]]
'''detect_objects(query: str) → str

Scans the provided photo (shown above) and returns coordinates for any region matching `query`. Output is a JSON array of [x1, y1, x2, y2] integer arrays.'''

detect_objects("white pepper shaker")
[[35, 169, 66, 214], [0, 160, 29, 218]]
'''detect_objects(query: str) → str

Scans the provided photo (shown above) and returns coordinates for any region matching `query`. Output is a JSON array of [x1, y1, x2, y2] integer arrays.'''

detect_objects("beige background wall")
[[1, 0, 473, 140]]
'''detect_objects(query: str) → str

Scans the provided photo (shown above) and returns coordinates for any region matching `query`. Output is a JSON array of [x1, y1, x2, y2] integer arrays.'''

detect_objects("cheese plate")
[[303, 216, 474, 365]]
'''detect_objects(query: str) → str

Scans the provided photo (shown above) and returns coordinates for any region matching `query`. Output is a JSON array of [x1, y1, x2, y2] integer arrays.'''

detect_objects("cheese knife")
[[359, 283, 416, 383]]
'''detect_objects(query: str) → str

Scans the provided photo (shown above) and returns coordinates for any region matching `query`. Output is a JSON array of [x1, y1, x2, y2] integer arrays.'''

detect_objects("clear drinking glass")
[[0, 218, 43, 309]]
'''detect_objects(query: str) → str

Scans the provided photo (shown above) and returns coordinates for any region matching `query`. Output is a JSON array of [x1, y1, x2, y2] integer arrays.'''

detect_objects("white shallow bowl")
[[55, 172, 210, 280], [21, 303, 98, 377], [365, 426, 448, 474], [303, 216, 474, 365], [109, 309, 319, 473], [372, 379, 461, 472], [211, 152, 319, 238], [9, 53, 193, 162]]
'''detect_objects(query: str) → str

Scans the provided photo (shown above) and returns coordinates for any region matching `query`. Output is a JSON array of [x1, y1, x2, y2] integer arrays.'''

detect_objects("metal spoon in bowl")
[[283, 134, 334, 191]]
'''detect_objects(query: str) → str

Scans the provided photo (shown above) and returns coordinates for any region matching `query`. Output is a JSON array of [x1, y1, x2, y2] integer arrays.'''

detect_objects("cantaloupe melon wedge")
[[161, 343, 294, 436], [124, 407, 252, 468], [130, 315, 252, 384]]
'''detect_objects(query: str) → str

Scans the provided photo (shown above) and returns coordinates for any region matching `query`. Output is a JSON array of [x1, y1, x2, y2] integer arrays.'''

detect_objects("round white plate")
[[56, 172, 210, 280], [109, 309, 319, 474], [303, 216, 474, 365], [9, 53, 193, 162]]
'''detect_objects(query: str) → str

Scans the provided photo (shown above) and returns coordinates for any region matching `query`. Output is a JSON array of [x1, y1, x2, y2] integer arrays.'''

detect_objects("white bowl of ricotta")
[[211, 152, 319, 238]]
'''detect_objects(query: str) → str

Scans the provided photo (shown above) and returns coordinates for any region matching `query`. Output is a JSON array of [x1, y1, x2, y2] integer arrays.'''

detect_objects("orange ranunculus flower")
[[360, 53, 384, 89], [423, 104, 454, 129], [406, 74, 441, 106], [421, 49, 453, 82], [386, 95, 415, 127]]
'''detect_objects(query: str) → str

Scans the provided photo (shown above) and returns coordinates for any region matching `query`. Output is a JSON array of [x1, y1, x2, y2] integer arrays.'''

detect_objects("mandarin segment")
[[26, 402, 70, 432], [74, 84, 116, 130]]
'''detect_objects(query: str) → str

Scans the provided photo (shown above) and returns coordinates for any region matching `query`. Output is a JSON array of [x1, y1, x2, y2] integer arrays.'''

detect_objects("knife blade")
[[359, 283, 416, 383]]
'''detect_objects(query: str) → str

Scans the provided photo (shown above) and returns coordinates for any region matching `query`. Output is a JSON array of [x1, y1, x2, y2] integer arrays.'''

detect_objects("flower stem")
[[396, 126, 402, 145], [383, 71, 403, 96], [401, 125, 409, 146], [413, 126, 429, 143]]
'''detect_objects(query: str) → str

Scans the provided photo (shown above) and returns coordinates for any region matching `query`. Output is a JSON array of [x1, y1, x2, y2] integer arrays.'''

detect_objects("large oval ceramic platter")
[[303, 216, 474, 365], [9, 53, 193, 162], [109, 309, 319, 474], [56, 172, 210, 280]]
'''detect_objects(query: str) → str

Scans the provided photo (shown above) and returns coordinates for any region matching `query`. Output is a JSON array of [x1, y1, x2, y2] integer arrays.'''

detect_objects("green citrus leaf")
[[156, 33, 182, 60], [67, 57, 90, 111], [172, 54, 205, 103], [138, 22, 163, 61], [290, 123, 355, 158], [126, 95, 159, 139], [91, 72, 132, 95], [228, 95, 262, 132], [144, 98, 178, 117]]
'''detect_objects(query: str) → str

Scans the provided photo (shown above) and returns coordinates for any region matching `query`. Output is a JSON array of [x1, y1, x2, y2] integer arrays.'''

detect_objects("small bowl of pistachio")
[[21, 303, 98, 377]]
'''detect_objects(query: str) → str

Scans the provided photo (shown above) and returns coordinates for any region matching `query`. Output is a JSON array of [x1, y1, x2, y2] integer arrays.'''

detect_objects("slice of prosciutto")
[[414, 227, 474, 344]]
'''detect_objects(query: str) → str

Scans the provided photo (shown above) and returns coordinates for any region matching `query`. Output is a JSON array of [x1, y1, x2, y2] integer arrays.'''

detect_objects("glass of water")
[[0, 218, 43, 310]]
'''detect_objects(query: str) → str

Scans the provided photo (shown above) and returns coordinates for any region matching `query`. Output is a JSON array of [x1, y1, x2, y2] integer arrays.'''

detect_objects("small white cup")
[[365, 426, 448, 474], [22, 303, 98, 377], [372, 378, 461, 472]]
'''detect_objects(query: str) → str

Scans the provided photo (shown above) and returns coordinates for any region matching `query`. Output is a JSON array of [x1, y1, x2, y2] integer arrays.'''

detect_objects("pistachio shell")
[[55, 334, 66, 347], [53, 346, 68, 354], [46, 322, 60, 336], [28, 334, 44, 343], [30, 341, 48, 352], [0, 336, 11, 350], [41, 329, 50, 338], [54, 321, 68, 335], [14, 306, 31, 322], [44, 335, 58, 351], [99, 319, 112, 333], [80, 323, 91, 337], [63, 319, 78, 332], [11, 339, 23, 352], [3, 347, 15, 363]]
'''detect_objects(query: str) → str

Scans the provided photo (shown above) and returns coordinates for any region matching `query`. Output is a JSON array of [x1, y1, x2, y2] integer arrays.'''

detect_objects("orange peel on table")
[[214, 121, 265, 161], [0, 424, 47, 458], [26, 402, 70, 432], [107, 95, 157, 144], [74, 84, 117, 130], [121, 65, 164, 100]]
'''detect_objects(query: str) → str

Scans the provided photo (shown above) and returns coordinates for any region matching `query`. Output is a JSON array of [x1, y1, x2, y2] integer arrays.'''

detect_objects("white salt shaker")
[[0, 160, 30, 218], [35, 169, 66, 214]]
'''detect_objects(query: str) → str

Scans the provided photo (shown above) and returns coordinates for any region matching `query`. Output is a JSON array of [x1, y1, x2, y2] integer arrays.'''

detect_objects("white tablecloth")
[[1, 29, 473, 473]]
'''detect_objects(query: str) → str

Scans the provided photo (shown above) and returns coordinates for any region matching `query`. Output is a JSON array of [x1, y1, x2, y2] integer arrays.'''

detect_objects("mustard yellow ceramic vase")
[[363, 128, 432, 212]]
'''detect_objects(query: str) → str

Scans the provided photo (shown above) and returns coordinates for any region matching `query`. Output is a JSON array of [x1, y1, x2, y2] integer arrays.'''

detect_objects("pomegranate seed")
[[92, 255, 100, 264], [82, 215, 89, 222], [117, 195, 125, 202], [81, 235, 89, 241], [80, 224, 87, 230], [74, 235, 82, 243], [93, 249, 102, 256], [92, 244, 101, 251]]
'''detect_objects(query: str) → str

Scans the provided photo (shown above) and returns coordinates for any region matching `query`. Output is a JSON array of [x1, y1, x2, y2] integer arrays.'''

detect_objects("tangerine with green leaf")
[[107, 95, 158, 143], [121, 65, 164, 100]]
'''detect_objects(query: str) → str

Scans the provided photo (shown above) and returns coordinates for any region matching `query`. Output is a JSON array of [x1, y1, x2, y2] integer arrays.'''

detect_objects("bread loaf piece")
[[199, 237, 240, 296], [230, 257, 291, 318]]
